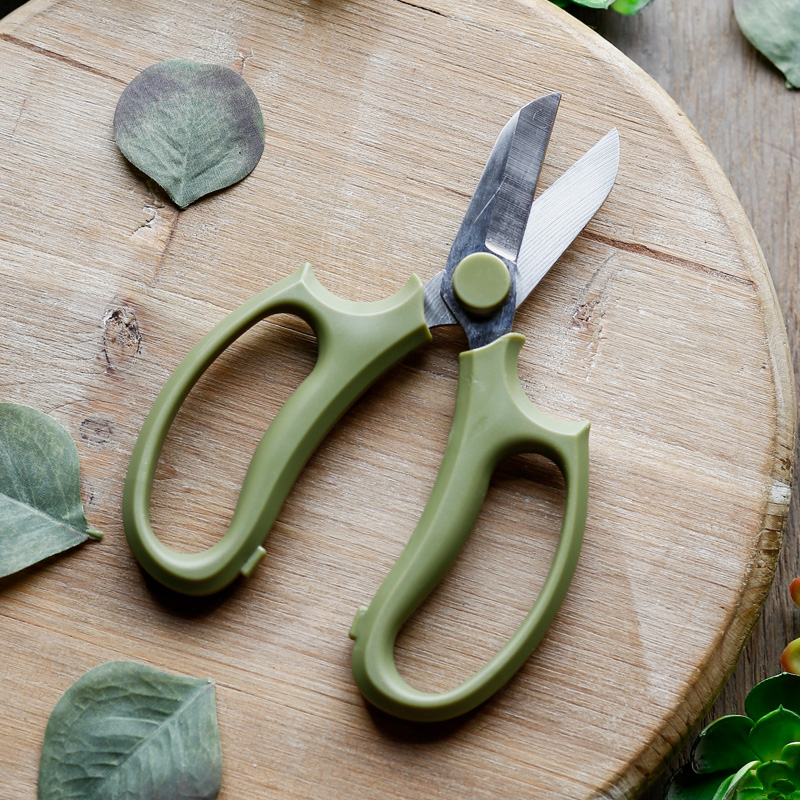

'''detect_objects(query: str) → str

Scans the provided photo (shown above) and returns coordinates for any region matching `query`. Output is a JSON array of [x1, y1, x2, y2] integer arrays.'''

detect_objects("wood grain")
[[0, 0, 794, 797], [572, 3, 800, 797]]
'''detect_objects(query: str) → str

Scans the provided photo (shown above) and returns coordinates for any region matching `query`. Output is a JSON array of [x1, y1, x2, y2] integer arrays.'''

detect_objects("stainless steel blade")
[[515, 128, 620, 307], [423, 269, 454, 327], [484, 93, 560, 263], [423, 93, 560, 328]]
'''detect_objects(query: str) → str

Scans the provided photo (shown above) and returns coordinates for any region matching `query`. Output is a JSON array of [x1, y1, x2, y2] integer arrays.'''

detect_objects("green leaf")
[[782, 742, 800, 784], [0, 403, 100, 578], [746, 674, 800, 722], [610, 0, 656, 13], [693, 715, 758, 773], [567, 0, 615, 8], [549, 0, 654, 10], [718, 762, 760, 800], [664, 765, 736, 800], [38, 661, 222, 800], [734, 0, 800, 88], [756, 760, 795, 790], [114, 59, 265, 208], [750, 707, 800, 761]]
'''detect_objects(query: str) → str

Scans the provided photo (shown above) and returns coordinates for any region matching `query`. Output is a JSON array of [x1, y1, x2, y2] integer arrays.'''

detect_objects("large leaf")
[[114, 59, 265, 208], [664, 764, 734, 800], [734, 0, 800, 88], [692, 715, 757, 774], [749, 706, 800, 761], [0, 402, 100, 578], [38, 661, 222, 800], [746, 674, 800, 722]]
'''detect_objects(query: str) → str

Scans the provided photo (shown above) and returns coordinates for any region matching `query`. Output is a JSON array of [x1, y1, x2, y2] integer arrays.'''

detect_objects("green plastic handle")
[[349, 333, 589, 722], [123, 263, 431, 596]]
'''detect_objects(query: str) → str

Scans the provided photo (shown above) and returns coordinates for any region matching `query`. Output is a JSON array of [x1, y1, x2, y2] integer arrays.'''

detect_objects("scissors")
[[123, 93, 619, 721]]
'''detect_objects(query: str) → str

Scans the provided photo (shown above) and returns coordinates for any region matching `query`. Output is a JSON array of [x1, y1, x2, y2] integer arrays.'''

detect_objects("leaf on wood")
[[734, 0, 800, 88], [0, 402, 100, 579], [38, 661, 223, 800], [114, 59, 265, 208]]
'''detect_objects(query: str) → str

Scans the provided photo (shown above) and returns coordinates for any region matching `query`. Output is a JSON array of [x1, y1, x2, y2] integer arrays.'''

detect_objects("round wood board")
[[0, 0, 795, 797]]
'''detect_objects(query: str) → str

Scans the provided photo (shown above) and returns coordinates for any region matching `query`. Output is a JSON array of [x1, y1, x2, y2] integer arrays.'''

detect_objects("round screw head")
[[452, 252, 511, 316]]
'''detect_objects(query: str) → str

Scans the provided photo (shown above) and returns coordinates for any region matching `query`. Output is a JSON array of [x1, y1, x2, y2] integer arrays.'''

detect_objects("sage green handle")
[[123, 263, 431, 596], [349, 333, 589, 722]]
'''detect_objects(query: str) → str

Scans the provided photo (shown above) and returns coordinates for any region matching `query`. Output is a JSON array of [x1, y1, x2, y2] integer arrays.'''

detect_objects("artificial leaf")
[[746, 674, 800, 722], [734, 0, 800, 88], [38, 661, 222, 800], [664, 765, 733, 800], [0, 402, 100, 578], [750, 707, 800, 761], [692, 715, 757, 774], [114, 59, 265, 208]]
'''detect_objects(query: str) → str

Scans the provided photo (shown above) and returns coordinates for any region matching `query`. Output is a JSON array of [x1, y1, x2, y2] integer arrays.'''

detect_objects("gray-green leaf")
[[38, 661, 222, 800], [114, 59, 265, 208], [734, 0, 800, 89], [0, 402, 100, 579]]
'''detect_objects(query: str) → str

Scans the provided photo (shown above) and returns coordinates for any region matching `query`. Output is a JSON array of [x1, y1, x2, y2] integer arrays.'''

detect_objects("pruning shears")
[[123, 94, 620, 721]]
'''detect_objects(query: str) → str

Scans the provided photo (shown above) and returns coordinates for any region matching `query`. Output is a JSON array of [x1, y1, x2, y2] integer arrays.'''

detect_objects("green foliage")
[[549, 0, 654, 13], [692, 716, 757, 773], [114, 60, 265, 208], [0, 402, 100, 579], [38, 661, 222, 800], [610, 0, 657, 13], [734, 0, 800, 88], [665, 673, 800, 799]]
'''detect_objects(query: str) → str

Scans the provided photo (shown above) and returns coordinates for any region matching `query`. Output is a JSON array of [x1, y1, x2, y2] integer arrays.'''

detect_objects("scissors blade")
[[424, 93, 561, 328], [515, 128, 620, 307], [484, 94, 561, 263]]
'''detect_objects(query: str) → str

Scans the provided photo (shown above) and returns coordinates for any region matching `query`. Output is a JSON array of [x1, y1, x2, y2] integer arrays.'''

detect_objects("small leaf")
[[782, 742, 800, 780], [756, 760, 794, 790], [0, 403, 100, 578], [692, 715, 757, 773], [750, 707, 800, 761], [718, 762, 759, 800], [610, 0, 656, 12], [38, 661, 222, 800], [567, 0, 615, 7], [734, 0, 800, 89], [664, 765, 736, 800], [114, 59, 265, 208], [746, 674, 800, 721]]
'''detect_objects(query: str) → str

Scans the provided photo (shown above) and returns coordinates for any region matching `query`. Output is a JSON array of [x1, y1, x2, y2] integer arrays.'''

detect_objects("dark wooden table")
[[572, 3, 799, 795]]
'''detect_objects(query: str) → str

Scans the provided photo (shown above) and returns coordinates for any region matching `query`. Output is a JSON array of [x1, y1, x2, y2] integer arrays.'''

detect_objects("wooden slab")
[[0, 0, 794, 797]]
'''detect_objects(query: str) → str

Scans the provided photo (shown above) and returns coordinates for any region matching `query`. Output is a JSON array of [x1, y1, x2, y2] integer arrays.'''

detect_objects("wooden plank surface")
[[573, 4, 800, 797], [0, 0, 795, 797]]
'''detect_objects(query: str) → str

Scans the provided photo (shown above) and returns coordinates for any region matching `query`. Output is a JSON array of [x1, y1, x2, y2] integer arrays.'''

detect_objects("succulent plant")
[[549, 0, 656, 13], [665, 673, 800, 800]]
